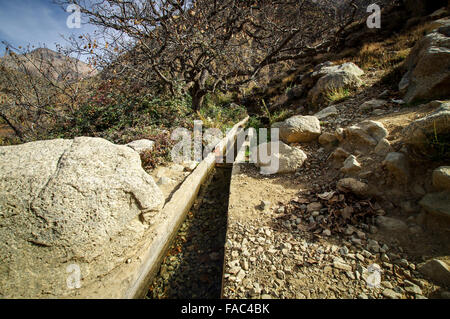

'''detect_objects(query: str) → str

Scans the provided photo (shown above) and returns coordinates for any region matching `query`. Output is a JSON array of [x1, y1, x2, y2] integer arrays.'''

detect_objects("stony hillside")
[[0, 47, 97, 82]]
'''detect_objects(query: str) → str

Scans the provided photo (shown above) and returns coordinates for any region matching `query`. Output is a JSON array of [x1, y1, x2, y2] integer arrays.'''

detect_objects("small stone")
[[369, 225, 378, 234], [333, 260, 353, 272], [341, 155, 362, 174], [157, 176, 175, 186], [276, 270, 286, 280], [382, 281, 394, 289], [405, 285, 422, 295], [307, 202, 323, 213], [382, 288, 403, 299], [322, 229, 331, 236], [236, 269, 246, 282], [259, 200, 272, 210], [340, 246, 349, 256]]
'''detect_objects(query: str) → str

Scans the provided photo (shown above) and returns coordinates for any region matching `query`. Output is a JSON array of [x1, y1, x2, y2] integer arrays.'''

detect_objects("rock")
[[433, 166, 450, 191], [318, 132, 339, 146], [402, 101, 450, 152], [276, 270, 286, 280], [418, 259, 450, 286], [419, 191, 450, 220], [278, 115, 321, 143], [374, 139, 393, 156], [399, 20, 450, 103], [0, 137, 164, 298], [333, 260, 353, 272], [259, 200, 272, 211], [322, 229, 331, 236], [170, 164, 185, 172], [157, 176, 175, 186], [337, 178, 370, 197], [314, 105, 338, 120], [341, 155, 362, 174], [372, 109, 385, 116], [360, 99, 387, 112], [255, 141, 307, 175], [382, 289, 403, 299], [286, 86, 304, 100], [335, 127, 345, 142], [430, 7, 449, 19], [307, 62, 364, 107], [405, 285, 422, 295], [344, 120, 388, 148], [236, 269, 246, 282], [183, 161, 198, 172], [382, 152, 410, 183], [126, 139, 155, 154], [306, 202, 323, 213], [367, 240, 381, 253], [376, 216, 408, 232], [401, 201, 420, 214], [330, 147, 351, 162]]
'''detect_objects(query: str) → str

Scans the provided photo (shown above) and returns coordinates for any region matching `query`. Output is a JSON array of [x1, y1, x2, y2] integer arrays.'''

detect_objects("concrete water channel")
[[147, 166, 232, 298], [125, 117, 248, 299]]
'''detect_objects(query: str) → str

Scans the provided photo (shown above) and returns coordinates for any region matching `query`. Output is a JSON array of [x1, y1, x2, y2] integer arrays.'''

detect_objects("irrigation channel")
[[147, 165, 233, 299]]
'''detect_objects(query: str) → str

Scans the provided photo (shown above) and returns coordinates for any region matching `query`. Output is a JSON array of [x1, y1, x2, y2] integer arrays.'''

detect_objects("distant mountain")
[[0, 47, 97, 82]]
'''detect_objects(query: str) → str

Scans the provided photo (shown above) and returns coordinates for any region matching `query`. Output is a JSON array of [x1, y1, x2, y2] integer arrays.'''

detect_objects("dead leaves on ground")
[[281, 189, 381, 236]]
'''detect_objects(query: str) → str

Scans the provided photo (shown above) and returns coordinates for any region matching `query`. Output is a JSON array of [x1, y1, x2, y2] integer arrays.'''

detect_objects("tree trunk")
[[0, 112, 24, 141], [191, 92, 205, 111], [190, 69, 210, 111]]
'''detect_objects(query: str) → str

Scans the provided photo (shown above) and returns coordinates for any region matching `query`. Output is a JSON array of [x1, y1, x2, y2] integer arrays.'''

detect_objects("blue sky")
[[0, 0, 97, 55]]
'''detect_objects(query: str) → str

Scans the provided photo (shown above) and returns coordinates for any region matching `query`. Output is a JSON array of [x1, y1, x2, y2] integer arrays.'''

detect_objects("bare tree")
[[59, 0, 393, 111]]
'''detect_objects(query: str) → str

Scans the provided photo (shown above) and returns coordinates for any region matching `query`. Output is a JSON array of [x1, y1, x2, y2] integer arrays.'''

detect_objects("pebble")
[[405, 285, 422, 295], [382, 288, 403, 299], [333, 260, 353, 272]]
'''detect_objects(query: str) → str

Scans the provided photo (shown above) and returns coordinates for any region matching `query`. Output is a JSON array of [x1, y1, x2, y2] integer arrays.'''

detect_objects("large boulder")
[[399, 19, 450, 103], [307, 62, 364, 107], [402, 101, 450, 153], [278, 115, 321, 143], [419, 191, 450, 220], [255, 141, 307, 175], [0, 137, 164, 297]]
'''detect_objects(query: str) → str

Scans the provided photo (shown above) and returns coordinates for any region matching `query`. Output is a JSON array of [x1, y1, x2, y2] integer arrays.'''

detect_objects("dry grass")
[[325, 87, 352, 104], [336, 20, 438, 72]]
